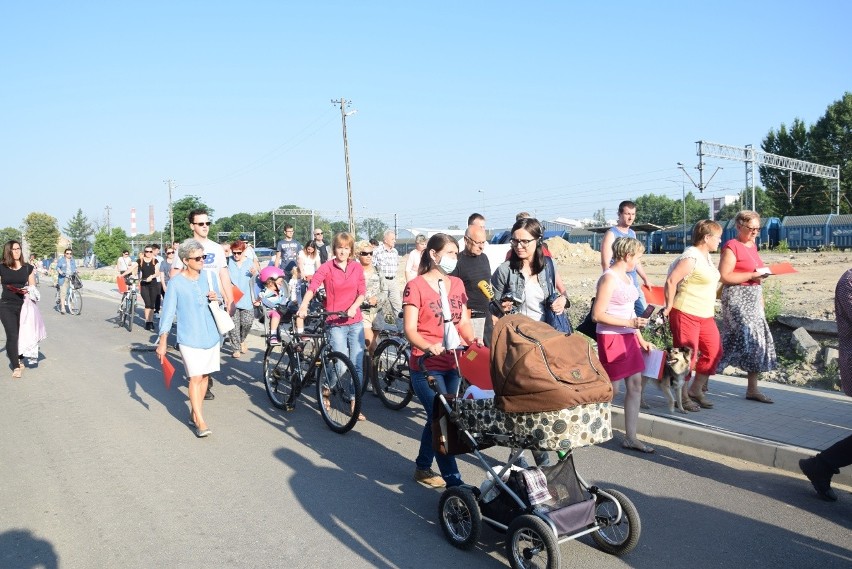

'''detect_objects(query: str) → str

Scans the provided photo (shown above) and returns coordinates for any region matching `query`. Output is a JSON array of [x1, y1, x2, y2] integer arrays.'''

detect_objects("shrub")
[[763, 283, 783, 323]]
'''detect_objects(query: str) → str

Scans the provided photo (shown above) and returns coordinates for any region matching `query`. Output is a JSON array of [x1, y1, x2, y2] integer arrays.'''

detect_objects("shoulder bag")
[[206, 271, 235, 335], [542, 257, 572, 334]]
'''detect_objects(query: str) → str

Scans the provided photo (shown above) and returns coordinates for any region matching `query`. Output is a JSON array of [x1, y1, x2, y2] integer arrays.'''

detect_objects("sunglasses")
[[232, 251, 244, 255], [144, 250, 153, 253], [359, 251, 373, 256], [315, 232, 323, 235], [188, 255, 205, 262], [166, 251, 174, 255], [193, 221, 212, 226]]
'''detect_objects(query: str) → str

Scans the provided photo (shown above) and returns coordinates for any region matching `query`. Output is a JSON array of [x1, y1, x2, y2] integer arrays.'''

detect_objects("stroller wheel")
[[506, 514, 560, 569], [591, 488, 641, 556], [438, 486, 481, 550]]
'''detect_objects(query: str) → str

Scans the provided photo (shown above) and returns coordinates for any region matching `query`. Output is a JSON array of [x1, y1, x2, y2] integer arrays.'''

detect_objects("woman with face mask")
[[403, 233, 478, 489]]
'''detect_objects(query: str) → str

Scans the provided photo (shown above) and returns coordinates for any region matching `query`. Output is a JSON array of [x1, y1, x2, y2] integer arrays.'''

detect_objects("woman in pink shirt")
[[594, 237, 654, 453], [298, 232, 367, 420]]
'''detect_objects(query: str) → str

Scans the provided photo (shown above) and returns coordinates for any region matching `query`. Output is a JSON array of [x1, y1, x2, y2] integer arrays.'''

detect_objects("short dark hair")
[[188, 208, 209, 224], [64, 248, 73, 255], [418, 233, 458, 275], [509, 217, 545, 275], [618, 200, 637, 214], [467, 213, 485, 225], [284, 224, 294, 231]]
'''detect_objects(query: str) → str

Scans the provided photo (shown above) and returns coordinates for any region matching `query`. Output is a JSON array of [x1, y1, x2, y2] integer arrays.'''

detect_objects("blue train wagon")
[[781, 215, 833, 250], [565, 228, 602, 250], [828, 214, 852, 248], [490, 230, 510, 245], [658, 224, 692, 254]]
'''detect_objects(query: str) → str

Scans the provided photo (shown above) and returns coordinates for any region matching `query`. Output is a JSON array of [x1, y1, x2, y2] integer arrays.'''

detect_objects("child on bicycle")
[[287, 266, 305, 335], [258, 266, 286, 344]]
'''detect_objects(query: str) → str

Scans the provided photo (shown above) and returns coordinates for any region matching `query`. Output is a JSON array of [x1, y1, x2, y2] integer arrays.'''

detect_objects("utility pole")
[[104, 205, 112, 233], [332, 98, 356, 234], [164, 179, 175, 244]]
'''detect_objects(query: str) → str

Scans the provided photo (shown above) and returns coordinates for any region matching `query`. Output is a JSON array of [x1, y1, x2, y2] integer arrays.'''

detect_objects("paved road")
[[1, 286, 850, 568]]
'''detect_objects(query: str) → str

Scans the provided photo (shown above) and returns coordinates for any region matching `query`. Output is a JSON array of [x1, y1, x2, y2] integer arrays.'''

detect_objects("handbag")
[[576, 298, 597, 338], [206, 271, 235, 335], [70, 273, 83, 289], [543, 258, 572, 334]]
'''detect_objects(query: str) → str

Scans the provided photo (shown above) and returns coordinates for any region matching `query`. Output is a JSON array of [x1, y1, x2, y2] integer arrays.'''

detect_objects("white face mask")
[[437, 255, 457, 274]]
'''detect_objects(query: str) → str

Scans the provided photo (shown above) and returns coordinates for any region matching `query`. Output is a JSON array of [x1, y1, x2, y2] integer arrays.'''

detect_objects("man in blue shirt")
[[55, 248, 77, 315], [274, 224, 302, 274]]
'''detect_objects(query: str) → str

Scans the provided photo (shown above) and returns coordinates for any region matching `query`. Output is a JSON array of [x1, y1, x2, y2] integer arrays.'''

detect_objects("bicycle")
[[371, 327, 414, 410], [54, 272, 83, 315], [262, 306, 362, 434], [116, 276, 138, 331]]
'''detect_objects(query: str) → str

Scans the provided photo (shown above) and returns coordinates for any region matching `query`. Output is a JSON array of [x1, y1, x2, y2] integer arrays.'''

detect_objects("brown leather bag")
[[490, 314, 613, 413]]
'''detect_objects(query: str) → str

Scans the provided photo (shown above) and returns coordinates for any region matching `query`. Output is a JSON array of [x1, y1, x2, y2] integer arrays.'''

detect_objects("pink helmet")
[[259, 266, 284, 283]]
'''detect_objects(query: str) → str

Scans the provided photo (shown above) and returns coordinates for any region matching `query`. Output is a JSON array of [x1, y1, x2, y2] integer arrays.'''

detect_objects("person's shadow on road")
[[0, 529, 58, 569]]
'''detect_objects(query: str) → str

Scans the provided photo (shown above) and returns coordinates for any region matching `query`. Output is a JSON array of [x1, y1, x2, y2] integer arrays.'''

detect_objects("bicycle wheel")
[[372, 339, 413, 410], [126, 295, 136, 332], [316, 350, 361, 434], [68, 289, 82, 315], [117, 295, 127, 328], [263, 345, 296, 410]]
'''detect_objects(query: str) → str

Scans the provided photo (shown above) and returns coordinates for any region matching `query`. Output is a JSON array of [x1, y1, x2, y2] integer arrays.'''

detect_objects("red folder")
[[641, 285, 666, 306], [458, 344, 493, 390], [162, 356, 176, 389], [766, 262, 797, 275]]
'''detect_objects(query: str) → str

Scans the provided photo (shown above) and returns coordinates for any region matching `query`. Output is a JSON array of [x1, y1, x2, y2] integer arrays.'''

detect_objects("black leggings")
[[140, 283, 159, 310], [0, 302, 23, 371]]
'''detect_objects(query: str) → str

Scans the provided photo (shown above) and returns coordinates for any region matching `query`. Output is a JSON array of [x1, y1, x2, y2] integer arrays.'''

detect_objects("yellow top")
[[672, 247, 720, 318]]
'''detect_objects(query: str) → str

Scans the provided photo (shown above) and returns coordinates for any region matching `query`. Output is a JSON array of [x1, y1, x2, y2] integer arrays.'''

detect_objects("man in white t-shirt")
[[170, 208, 232, 400]]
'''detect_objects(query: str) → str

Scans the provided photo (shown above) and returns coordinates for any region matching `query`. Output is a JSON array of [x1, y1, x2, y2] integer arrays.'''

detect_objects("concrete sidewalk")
[[77, 276, 852, 486]]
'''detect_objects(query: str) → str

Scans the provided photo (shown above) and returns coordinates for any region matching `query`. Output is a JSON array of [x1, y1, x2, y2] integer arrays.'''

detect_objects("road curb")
[[611, 407, 852, 488]]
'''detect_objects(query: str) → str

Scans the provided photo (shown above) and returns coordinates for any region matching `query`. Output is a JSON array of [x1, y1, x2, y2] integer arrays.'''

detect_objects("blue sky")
[[2, 1, 849, 239]]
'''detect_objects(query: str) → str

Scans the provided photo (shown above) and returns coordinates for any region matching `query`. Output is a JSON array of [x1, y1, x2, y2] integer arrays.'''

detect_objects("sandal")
[[681, 397, 701, 412], [640, 399, 651, 410], [746, 392, 774, 404], [622, 437, 655, 453], [231, 351, 241, 358], [689, 394, 714, 409], [12, 368, 22, 379], [350, 400, 366, 421]]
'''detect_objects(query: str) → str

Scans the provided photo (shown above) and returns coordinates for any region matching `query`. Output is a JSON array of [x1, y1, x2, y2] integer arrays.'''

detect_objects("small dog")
[[657, 347, 693, 413]]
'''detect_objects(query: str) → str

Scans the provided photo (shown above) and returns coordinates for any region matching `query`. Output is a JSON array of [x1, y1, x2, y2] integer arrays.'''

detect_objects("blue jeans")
[[327, 322, 365, 394], [411, 367, 463, 487]]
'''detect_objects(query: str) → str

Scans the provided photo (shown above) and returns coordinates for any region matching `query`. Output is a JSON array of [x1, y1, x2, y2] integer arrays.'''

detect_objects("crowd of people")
[[2, 201, 848, 501]]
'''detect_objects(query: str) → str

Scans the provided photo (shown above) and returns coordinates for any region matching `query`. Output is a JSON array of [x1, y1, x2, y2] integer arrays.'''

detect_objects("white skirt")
[[179, 343, 221, 377]]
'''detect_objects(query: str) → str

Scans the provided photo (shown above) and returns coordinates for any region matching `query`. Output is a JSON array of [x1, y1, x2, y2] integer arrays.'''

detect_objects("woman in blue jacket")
[[156, 238, 222, 438]]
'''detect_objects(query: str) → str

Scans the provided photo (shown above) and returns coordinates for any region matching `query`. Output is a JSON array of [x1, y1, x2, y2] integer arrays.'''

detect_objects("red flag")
[[162, 356, 176, 389], [231, 286, 244, 304], [641, 285, 666, 306], [766, 262, 797, 275]]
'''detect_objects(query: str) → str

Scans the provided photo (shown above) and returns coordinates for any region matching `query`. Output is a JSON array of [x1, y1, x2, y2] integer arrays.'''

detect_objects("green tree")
[[329, 221, 349, 236], [165, 196, 214, 243], [809, 92, 852, 214], [63, 208, 94, 254], [633, 193, 708, 227], [358, 217, 389, 241], [716, 187, 778, 222], [0, 227, 21, 245], [23, 212, 60, 259], [92, 227, 130, 267], [592, 208, 606, 226]]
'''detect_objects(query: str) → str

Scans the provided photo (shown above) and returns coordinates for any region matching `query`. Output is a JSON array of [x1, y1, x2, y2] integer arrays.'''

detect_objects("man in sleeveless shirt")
[[600, 200, 654, 316]]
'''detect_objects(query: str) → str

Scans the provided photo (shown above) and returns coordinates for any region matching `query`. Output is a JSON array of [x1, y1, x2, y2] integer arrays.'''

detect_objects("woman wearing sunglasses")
[[717, 210, 776, 404], [156, 238, 224, 438]]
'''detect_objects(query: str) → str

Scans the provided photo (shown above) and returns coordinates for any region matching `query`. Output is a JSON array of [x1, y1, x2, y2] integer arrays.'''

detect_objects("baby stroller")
[[430, 316, 641, 568]]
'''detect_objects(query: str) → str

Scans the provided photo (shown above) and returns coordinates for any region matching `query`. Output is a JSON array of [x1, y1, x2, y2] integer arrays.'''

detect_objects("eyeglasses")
[[744, 225, 760, 232], [144, 250, 153, 253], [166, 251, 174, 255], [509, 238, 536, 247], [187, 255, 205, 262], [193, 221, 212, 226], [465, 236, 487, 246], [315, 232, 323, 236], [65, 253, 73, 256], [123, 253, 130, 255], [359, 251, 373, 256], [232, 251, 244, 255]]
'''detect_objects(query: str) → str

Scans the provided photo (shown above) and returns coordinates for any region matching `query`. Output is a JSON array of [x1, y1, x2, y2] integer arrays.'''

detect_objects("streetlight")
[[677, 163, 687, 249], [477, 189, 485, 214]]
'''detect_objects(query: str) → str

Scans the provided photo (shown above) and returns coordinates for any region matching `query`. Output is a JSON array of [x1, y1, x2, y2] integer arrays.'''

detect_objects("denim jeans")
[[411, 367, 463, 486], [327, 322, 365, 394]]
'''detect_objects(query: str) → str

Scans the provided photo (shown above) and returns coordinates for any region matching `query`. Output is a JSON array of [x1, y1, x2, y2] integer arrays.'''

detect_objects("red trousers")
[[669, 308, 722, 376]]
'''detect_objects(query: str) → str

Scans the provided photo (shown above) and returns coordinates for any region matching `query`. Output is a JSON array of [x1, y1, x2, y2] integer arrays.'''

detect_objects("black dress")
[[0, 263, 33, 370]]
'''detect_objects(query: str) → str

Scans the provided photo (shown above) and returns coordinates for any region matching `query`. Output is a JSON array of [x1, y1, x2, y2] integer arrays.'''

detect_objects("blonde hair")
[[611, 237, 645, 261], [332, 232, 355, 260], [692, 220, 723, 245], [735, 210, 760, 227], [354, 240, 372, 256]]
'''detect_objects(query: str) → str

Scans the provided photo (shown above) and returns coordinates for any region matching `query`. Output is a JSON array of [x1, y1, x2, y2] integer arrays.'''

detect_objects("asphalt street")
[[0, 284, 850, 568]]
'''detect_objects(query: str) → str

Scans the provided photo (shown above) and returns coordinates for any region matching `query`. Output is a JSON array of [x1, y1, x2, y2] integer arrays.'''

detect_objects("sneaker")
[[269, 335, 280, 346], [414, 468, 446, 488], [799, 457, 838, 501]]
